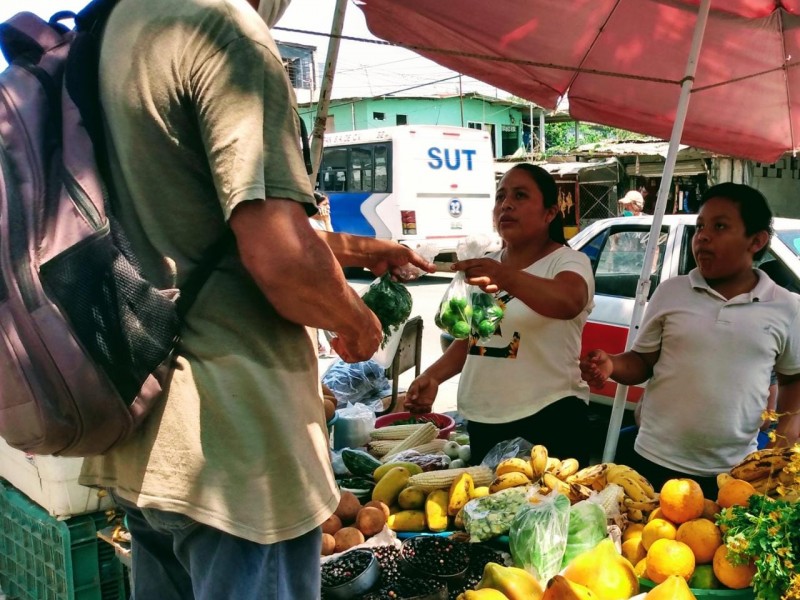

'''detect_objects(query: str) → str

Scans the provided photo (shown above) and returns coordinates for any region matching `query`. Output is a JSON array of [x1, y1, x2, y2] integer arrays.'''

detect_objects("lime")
[[450, 320, 471, 339], [434, 311, 443, 329], [471, 307, 485, 326], [440, 308, 458, 328], [477, 319, 496, 338], [486, 305, 504, 320], [688, 565, 720, 590], [449, 297, 468, 312], [461, 304, 473, 321]]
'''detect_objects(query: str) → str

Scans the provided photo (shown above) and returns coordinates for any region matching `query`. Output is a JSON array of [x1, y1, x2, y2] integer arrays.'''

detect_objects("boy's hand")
[[404, 373, 439, 414], [580, 349, 613, 388]]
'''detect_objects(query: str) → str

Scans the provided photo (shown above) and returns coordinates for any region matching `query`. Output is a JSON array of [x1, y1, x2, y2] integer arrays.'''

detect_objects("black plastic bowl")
[[322, 549, 381, 600]]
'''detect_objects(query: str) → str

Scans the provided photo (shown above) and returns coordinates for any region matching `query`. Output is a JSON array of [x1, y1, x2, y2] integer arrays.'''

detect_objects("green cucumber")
[[341, 448, 382, 477]]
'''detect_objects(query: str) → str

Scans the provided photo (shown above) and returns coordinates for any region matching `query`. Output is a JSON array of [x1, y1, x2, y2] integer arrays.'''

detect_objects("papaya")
[[386, 509, 426, 532], [425, 489, 449, 532], [373, 461, 423, 481], [371, 466, 411, 506]]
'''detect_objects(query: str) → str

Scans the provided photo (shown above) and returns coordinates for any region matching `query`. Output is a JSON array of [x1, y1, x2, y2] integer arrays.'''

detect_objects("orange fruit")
[[712, 545, 756, 589], [676, 518, 723, 564], [648, 507, 665, 522], [646, 538, 696, 584], [717, 478, 758, 509], [622, 522, 645, 543], [622, 538, 647, 566], [701, 498, 722, 521], [641, 518, 678, 551], [659, 478, 705, 524], [634, 558, 648, 578]]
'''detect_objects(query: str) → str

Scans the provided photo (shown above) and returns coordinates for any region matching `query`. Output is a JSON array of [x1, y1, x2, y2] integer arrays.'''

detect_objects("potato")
[[363, 500, 391, 521], [333, 527, 365, 553], [334, 490, 361, 524], [321, 533, 336, 555], [356, 506, 386, 537], [321, 513, 342, 536]]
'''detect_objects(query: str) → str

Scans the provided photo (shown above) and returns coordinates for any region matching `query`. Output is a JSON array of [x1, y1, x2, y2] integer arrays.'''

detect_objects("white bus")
[[317, 125, 499, 255]]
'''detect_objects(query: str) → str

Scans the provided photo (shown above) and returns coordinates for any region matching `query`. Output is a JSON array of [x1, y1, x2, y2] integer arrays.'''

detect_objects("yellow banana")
[[496, 457, 534, 479], [623, 496, 660, 512], [553, 458, 580, 480], [626, 507, 644, 523], [730, 447, 796, 481], [530, 445, 548, 480], [608, 470, 656, 502], [489, 472, 531, 494], [545, 456, 562, 474], [568, 482, 594, 504], [543, 472, 571, 496], [567, 463, 608, 487]]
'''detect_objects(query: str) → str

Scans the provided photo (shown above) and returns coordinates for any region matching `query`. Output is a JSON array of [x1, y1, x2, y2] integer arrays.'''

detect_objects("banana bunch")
[[604, 463, 659, 523], [729, 445, 800, 500]]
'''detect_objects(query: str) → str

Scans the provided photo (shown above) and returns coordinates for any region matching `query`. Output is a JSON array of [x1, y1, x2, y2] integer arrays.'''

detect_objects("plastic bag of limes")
[[434, 283, 504, 341]]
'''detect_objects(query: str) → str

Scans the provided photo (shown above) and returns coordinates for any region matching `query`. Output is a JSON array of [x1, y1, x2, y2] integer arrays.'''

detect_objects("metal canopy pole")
[[602, 0, 712, 462], [308, 0, 348, 185]]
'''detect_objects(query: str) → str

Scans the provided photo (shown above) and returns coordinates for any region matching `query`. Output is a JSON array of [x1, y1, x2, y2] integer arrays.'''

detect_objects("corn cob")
[[407, 466, 494, 491], [369, 424, 427, 440], [381, 422, 438, 463], [409, 439, 448, 454], [366, 440, 396, 458]]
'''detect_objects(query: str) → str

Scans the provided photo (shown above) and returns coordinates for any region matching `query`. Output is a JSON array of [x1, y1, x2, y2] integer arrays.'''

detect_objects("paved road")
[[319, 270, 460, 414]]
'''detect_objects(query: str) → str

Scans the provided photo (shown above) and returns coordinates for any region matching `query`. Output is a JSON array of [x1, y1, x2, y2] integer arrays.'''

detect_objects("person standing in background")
[[619, 190, 645, 216], [79, 1, 434, 598]]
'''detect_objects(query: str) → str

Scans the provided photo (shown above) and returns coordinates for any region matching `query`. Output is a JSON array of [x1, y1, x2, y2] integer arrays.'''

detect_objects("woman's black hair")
[[507, 163, 566, 244], [699, 183, 773, 260]]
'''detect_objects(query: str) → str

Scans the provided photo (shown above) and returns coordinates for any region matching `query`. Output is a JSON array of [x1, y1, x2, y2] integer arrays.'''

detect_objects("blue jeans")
[[114, 496, 322, 600]]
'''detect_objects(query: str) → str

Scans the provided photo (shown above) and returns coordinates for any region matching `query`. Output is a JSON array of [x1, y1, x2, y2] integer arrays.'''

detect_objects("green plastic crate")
[[0, 480, 127, 600]]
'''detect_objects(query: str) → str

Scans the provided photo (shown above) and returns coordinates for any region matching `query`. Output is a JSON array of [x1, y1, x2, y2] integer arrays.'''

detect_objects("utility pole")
[[539, 111, 546, 155], [309, 0, 347, 185]]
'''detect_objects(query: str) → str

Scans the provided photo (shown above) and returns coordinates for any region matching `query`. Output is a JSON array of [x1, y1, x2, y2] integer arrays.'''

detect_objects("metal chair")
[[378, 316, 424, 416]]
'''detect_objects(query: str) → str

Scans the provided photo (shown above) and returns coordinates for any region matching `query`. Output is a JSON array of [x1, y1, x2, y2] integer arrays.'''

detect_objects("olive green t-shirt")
[[79, 0, 338, 544]]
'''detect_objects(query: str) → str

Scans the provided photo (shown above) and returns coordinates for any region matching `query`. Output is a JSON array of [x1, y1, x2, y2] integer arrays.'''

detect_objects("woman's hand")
[[404, 373, 440, 414], [579, 349, 613, 388], [452, 257, 507, 293]]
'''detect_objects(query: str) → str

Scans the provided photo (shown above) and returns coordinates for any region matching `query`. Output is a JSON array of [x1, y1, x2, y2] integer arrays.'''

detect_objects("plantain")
[[553, 457, 580, 480], [529, 445, 548, 480], [568, 482, 594, 504], [626, 507, 645, 523]]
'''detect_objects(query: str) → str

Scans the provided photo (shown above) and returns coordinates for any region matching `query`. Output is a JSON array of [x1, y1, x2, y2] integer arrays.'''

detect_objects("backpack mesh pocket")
[[39, 230, 180, 404]]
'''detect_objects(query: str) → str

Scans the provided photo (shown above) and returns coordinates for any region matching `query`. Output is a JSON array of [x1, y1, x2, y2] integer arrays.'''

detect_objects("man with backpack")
[[74, 0, 433, 597]]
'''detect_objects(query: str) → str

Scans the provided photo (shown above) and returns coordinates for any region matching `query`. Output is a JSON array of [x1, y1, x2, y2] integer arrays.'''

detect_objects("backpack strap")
[[175, 231, 235, 321]]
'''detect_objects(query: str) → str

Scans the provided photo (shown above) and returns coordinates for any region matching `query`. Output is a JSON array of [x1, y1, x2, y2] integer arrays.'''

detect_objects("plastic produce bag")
[[396, 241, 439, 281], [332, 403, 376, 450], [463, 485, 537, 543], [361, 273, 413, 352], [480, 437, 533, 471], [322, 359, 391, 411], [560, 500, 608, 568], [435, 236, 504, 341], [508, 491, 570, 583]]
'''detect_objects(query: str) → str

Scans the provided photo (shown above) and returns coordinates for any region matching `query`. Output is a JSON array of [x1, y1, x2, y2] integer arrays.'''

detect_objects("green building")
[[298, 93, 540, 159]]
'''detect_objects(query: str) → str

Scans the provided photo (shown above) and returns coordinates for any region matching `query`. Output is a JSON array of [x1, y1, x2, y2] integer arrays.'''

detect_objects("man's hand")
[[404, 373, 439, 414], [580, 349, 613, 388], [330, 306, 382, 363], [369, 242, 437, 282]]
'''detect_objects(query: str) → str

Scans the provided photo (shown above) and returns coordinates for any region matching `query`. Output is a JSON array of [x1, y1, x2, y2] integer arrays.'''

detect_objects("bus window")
[[321, 147, 347, 192], [351, 146, 373, 192], [374, 144, 390, 192]]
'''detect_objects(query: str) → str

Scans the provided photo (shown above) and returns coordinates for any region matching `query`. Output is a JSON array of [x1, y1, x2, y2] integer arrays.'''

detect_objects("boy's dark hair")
[[508, 163, 566, 244], [698, 183, 773, 260]]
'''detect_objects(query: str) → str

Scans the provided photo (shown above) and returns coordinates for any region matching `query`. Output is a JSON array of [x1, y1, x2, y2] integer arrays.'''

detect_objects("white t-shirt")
[[457, 247, 594, 423], [633, 269, 800, 476]]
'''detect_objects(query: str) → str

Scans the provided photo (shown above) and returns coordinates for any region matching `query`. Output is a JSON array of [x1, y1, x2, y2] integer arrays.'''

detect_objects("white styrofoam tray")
[[0, 437, 113, 519]]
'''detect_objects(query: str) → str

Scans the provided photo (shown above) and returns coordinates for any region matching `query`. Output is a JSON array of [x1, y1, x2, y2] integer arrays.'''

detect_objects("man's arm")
[[230, 198, 381, 362], [316, 230, 436, 280], [769, 372, 800, 448]]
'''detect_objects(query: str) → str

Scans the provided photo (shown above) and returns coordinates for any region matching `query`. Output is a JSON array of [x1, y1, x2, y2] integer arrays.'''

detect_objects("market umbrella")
[[356, 0, 799, 460]]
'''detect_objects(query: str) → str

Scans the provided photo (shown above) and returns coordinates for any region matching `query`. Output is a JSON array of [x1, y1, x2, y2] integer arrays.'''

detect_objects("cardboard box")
[[0, 438, 112, 519]]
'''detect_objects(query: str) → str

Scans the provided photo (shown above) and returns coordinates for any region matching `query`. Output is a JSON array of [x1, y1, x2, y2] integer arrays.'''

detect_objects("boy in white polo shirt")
[[581, 183, 800, 497]]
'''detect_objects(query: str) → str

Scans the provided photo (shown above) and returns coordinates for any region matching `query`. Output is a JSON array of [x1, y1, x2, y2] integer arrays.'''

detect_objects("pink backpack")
[[0, 4, 227, 456]]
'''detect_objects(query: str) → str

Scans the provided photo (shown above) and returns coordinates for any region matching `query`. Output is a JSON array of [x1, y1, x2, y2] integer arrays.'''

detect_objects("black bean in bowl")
[[400, 536, 470, 580], [321, 549, 380, 599]]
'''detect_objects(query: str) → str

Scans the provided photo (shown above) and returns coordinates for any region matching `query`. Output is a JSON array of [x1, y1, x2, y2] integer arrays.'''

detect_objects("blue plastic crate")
[[0, 480, 126, 600]]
